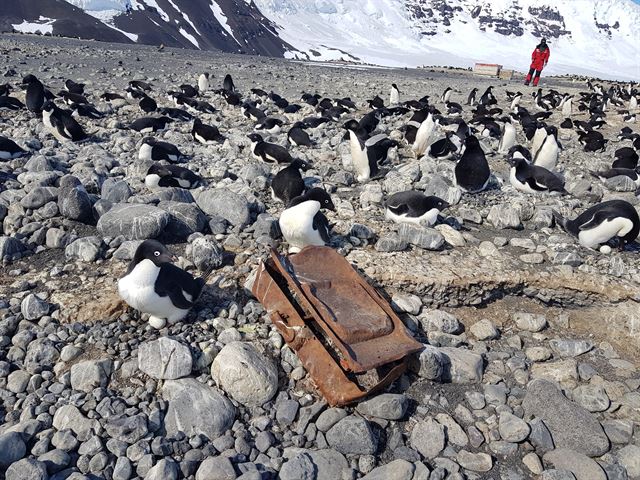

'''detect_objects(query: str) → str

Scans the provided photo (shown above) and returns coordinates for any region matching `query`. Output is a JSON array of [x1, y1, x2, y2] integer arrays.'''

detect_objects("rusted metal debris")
[[252, 246, 423, 406]]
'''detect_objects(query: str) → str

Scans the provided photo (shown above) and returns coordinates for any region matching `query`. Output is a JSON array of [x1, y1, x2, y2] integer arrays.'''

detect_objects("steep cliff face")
[[3, 0, 639, 79]]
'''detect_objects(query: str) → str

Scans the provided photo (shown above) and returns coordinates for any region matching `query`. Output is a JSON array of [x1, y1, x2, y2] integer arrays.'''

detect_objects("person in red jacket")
[[524, 38, 550, 87]]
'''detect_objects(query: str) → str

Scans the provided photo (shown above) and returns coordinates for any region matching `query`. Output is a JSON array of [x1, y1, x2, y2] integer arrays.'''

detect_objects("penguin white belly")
[[195, 132, 213, 145], [412, 117, 434, 157], [562, 101, 572, 116], [534, 140, 558, 171], [385, 207, 439, 226], [349, 131, 370, 182], [510, 97, 521, 110], [498, 125, 516, 153], [198, 76, 208, 92], [140, 127, 154, 134], [118, 260, 189, 321], [144, 174, 161, 189], [509, 168, 537, 194], [139, 143, 153, 160], [279, 201, 324, 253], [390, 90, 399, 105], [578, 217, 634, 248]]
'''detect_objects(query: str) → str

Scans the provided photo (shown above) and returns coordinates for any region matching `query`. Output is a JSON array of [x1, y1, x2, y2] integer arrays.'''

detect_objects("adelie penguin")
[[130, 116, 173, 133], [65, 79, 85, 95], [533, 126, 559, 171], [454, 136, 491, 193], [287, 122, 314, 147], [590, 167, 640, 188], [385, 191, 449, 226], [440, 87, 452, 103], [270, 159, 311, 204], [279, 188, 335, 253], [255, 117, 283, 135], [466, 88, 478, 106], [427, 132, 457, 159], [145, 163, 202, 189], [0, 135, 26, 160], [42, 101, 88, 143], [192, 118, 225, 144], [139, 96, 157, 113], [247, 133, 293, 164], [138, 137, 183, 162], [198, 73, 210, 93], [344, 122, 397, 182], [223, 74, 235, 93], [498, 117, 517, 154], [553, 200, 640, 251], [507, 156, 566, 194], [389, 83, 400, 106], [612, 147, 638, 169], [118, 240, 215, 329], [24, 75, 45, 113]]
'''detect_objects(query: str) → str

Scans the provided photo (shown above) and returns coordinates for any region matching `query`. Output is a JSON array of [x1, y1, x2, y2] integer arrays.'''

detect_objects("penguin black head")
[[342, 120, 359, 131], [290, 158, 312, 171], [464, 135, 480, 148], [292, 121, 307, 129], [147, 163, 171, 176], [42, 101, 56, 113], [305, 188, 335, 211], [21, 74, 39, 86], [141, 136, 157, 146], [247, 133, 263, 143], [427, 196, 450, 211], [131, 240, 176, 267], [506, 156, 527, 168], [392, 83, 400, 92]]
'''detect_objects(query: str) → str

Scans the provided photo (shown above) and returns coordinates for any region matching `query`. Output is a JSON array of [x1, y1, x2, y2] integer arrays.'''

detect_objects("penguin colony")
[[1, 65, 639, 329]]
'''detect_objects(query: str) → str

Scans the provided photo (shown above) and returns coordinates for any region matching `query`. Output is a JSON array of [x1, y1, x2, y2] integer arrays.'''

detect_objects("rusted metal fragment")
[[252, 246, 422, 406]]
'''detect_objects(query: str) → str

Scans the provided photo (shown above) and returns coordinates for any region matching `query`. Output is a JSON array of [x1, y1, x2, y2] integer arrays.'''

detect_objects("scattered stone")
[[469, 319, 499, 340], [487, 204, 522, 229], [391, 293, 422, 315], [549, 339, 594, 357], [361, 459, 415, 480], [410, 418, 445, 459], [211, 342, 278, 406], [523, 379, 609, 457], [70, 359, 113, 392], [397, 224, 444, 250], [196, 456, 237, 480], [617, 445, 640, 478], [194, 189, 251, 227], [279, 452, 316, 480], [498, 412, 530, 443], [355, 393, 408, 420], [513, 312, 547, 332], [572, 385, 610, 412], [456, 450, 493, 472], [97, 203, 170, 240], [21, 293, 50, 320], [138, 337, 192, 380], [0, 432, 27, 468], [326, 416, 377, 455], [4, 458, 48, 480], [543, 448, 607, 480], [162, 378, 235, 440], [439, 347, 484, 383]]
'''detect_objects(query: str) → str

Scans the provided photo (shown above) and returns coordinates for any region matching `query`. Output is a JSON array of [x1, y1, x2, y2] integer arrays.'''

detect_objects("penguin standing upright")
[[498, 117, 517, 154], [118, 240, 215, 329], [510, 92, 523, 110], [279, 188, 335, 253], [533, 126, 559, 171], [389, 83, 400, 106], [198, 73, 210, 93], [530, 123, 548, 158], [561, 95, 573, 116], [553, 200, 640, 250], [454, 136, 491, 193], [344, 124, 397, 182], [412, 112, 437, 158], [223, 74, 235, 93], [25, 76, 45, 113], [441, 87, 452, 103], [466, 88, 478, 106]]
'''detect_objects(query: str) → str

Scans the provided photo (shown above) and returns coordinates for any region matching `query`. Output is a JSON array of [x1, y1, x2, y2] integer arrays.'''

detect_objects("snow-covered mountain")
[[2, 0, 639, 80]]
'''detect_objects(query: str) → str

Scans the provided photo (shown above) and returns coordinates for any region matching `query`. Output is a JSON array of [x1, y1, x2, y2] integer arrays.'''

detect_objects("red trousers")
[[525, 67, 542, 86]]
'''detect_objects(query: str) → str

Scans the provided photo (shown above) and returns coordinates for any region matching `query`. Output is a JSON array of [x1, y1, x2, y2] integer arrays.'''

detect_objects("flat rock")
[[410, 417, 445, 459], [53, 405, 96, 436], [549, 339, 593, 357], [5, 458, 48, 480], [543, 448, 606, 480], [531, 359, 578, 383], [361, 459, 415, 480], [162, 378, 235, 440], [355, 393, 408, 420], [498, 411, 530, 443], [211, 342, 278, 406], [97, 203, 170, 240], [523, 379, 609, 457], [138, 337, 192, 380], [279, 452, 316, 480], [439, 346, 484, 383], [194, 189, 251, 227], [195, 456, 236, 480], [456, 450, 493, 472], [70, 359, 112, 392], [617, 444, 640, 478], [326, 416, 377, 455], [0, 432, 26, 468], [513, 312, 547, 332]]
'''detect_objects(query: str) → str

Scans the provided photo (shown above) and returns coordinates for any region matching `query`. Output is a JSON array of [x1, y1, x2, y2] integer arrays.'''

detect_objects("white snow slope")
[[253, 0, 640, 81], [62, 0, 640, 80]]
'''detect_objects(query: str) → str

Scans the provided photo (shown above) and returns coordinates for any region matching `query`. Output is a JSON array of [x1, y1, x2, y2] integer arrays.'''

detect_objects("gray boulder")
[[194, 189, 251, 227], [65, 236, 105, 262], [138, 337, 192, 380], [70, 359, 112, 392], [158, 201, 208, 240], [5, 458, 48, 480], [326, 416, 377, 455], [0, 432, 26, 468], [97, 203, 170, 240], [161, 378, 235, 440], [211, 342, 278, 406]]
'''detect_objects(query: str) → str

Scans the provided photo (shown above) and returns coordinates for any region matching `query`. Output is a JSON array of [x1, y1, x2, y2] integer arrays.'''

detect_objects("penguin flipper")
[[312, 212, 331, 243], [387, 203, 410, 216], [155, 264, 198, 309], [578, 210, 614, 231]]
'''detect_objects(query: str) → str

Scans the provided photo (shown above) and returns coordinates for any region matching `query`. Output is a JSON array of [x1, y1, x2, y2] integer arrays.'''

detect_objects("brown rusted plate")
[[252, 246, 423, 406]]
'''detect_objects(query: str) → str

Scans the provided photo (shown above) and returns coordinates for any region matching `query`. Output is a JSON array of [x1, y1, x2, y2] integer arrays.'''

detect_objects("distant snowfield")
[[255, 0, 640, 81], [12, 17, 56, 35]]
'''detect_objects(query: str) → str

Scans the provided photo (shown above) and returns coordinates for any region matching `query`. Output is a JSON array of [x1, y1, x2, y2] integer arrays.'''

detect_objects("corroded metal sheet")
[[252, 246, 422, 406]]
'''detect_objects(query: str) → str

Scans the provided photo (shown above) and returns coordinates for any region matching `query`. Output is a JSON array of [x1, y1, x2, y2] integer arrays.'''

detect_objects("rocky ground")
[[1, 33, 639, 480]]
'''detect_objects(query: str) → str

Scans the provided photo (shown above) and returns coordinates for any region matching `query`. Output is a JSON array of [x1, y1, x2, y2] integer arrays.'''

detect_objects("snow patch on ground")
[[12, 17, 56, 35]]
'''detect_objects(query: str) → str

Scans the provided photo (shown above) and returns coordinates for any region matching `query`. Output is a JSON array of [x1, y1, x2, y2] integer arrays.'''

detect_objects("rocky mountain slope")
[[2, 0, 640, 79], [0, 32, 640, 480]]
